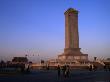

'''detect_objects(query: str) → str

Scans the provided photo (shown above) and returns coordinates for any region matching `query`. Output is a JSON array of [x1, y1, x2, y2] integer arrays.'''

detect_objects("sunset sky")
[[0, 0, 110, 62]]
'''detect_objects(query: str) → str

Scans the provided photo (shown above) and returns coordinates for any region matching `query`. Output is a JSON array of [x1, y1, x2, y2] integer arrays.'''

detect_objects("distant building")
[[107, 58, 110, 61], [12, 57, 28, 64]]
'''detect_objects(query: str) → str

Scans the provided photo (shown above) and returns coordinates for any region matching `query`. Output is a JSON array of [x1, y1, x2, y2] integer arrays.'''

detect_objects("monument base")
[[58, 48, 88, 61]]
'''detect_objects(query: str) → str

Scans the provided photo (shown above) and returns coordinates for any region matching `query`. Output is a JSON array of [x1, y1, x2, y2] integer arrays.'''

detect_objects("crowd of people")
[[88, 64, 97, 71], [103, 64, 110, 71], [57, 65, 70, 78], [88, 64, 110, 71], [56, 64, 110, 78]]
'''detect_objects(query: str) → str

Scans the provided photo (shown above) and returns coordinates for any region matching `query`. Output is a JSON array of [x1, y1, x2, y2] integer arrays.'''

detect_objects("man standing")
[[57, 65, 61, 78], [62, 65, 66, 78]]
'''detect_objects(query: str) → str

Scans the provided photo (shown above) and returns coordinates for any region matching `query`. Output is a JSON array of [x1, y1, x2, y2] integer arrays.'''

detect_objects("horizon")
[[0, 0, 110, 62]]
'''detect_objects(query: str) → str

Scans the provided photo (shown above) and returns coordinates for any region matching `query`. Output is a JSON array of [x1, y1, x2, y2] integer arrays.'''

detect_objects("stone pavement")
[[0, 70, 110, 82]]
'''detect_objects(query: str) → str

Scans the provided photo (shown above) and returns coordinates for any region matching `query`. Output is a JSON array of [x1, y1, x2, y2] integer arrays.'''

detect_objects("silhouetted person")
[[89, 64, 92, 71], [62, 65, 66, 77], [46, 65, 49, 70], [104, 65, 107, 71], [93, 65, 97, 71], [26, 64, 30, 73], [108, 65, 110, 71], [21, 64, 25, 73], [65, 65, 70, 78], [57, 65, 61, 78]]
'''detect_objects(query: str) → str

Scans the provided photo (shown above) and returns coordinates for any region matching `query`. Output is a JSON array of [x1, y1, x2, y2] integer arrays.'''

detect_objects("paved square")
[[0, 70, 110, 82]]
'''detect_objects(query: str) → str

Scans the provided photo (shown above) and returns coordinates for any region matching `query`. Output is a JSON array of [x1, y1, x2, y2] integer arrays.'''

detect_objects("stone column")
[[64, 8, 79, 52]]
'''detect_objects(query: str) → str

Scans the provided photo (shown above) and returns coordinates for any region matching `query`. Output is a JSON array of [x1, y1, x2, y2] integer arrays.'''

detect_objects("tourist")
[[92, 64, 94, 71], [26, 64, 30, 73], [108, 65, 110, 71], [104, 64, 107, 71], [65, 65, 70, 78], [93, 65, 97, 71], [62, 65, 66, 77], [57, 65, 61, 78], [20, 64, 25, 73], [89, 64, 92, 71], [62, 64, 70, 78], [46, 64, 49, 70]]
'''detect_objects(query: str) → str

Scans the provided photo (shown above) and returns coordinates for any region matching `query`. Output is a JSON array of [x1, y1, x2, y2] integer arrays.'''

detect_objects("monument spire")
[[64, 8, 79, 49], [58, 8, 88, 61]]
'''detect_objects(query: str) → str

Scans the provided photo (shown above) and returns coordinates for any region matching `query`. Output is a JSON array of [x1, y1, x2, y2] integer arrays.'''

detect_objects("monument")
[[58, 8, 88, 62]]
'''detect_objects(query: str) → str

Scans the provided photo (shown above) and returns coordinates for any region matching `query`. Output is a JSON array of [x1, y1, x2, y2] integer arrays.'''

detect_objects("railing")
[[31, 63, 89, 67], [96, 60, 105, 66]]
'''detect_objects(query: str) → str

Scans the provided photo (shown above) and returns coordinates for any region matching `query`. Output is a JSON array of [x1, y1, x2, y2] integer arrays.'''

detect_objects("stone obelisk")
[[64, 8, 80, 53], [58, 8, 88, 61]]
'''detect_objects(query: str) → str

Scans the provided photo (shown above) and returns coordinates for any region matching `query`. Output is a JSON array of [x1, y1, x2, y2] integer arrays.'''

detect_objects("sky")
[[0, 0, 110, 62]]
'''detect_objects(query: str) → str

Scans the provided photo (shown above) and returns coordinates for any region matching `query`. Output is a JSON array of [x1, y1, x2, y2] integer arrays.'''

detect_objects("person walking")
[[57, 65, 61, 78]]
